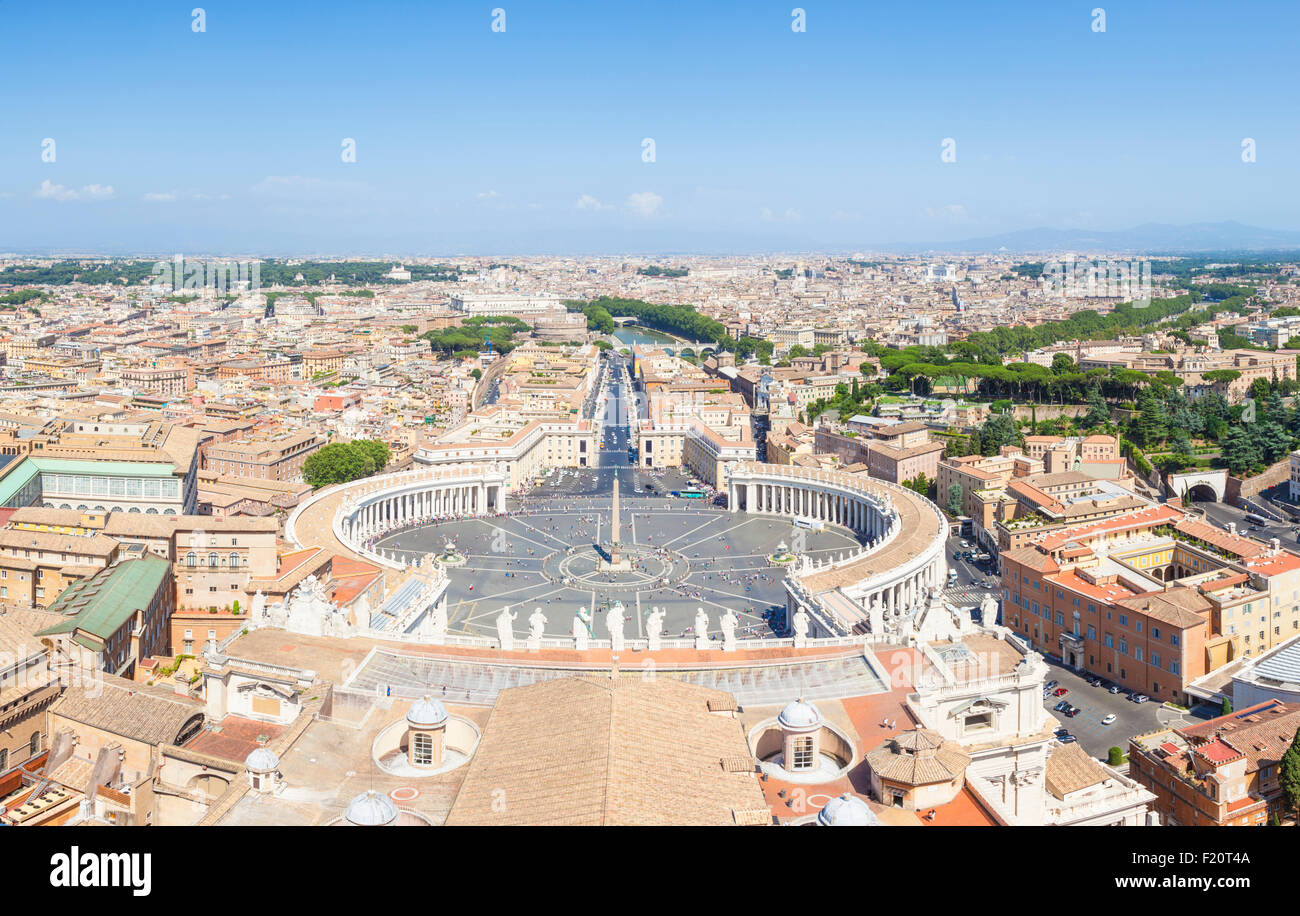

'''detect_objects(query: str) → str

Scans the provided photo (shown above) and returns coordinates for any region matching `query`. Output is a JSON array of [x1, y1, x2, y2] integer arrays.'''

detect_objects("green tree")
[[302, 440, 390, 488], [352, 439, 391, 472], [1107, 746, 1125, 766], [1081, 385, 1109, 428], [979, 412, 1022, 455], [1220, 696, 1233, 717], [1133, 388, 1168, 449], [1279, 728, 1300, 819], [903, 473, 933, 500], [946, 483, 963, 517]]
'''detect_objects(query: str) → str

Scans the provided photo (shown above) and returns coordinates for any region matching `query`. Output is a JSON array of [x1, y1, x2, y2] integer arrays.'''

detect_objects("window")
[[1087, 625, 1096, 640], [413, 732, 434, 766], [0, 748, 6, 771], [1119, 615, 1128, 627], [186, 553, 196, 567], [1171, 633, 1180, 647], [1104, 634, 1114, 648], [29, 731, 40, 756], [792, 735, 815, 770], [1152, 626, 1161, 640]]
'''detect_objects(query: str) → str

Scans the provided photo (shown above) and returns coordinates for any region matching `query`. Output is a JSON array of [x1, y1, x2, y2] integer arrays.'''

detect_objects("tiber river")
[[611, 326, 701, 349]]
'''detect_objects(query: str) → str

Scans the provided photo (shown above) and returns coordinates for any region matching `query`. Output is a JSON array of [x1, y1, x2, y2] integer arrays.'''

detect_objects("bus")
[[1245, 512, 1270, 527], [679, 489, 706, 499]]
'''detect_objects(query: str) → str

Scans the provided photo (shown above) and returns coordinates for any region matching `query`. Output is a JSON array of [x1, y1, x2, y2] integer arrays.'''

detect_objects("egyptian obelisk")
[[609, 474, 623, 568]]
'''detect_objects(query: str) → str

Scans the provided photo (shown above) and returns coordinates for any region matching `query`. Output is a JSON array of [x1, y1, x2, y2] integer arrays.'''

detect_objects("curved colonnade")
[[286, 460, 946, 649], [726, 462, 949, 639], [286, 463, 509, 571]]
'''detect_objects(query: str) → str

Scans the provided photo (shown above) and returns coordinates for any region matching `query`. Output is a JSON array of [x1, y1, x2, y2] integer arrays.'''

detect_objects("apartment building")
[[814, 418, 945, 485], [121, 364, 192, 397], [1080, 348, 1299, 403], [36, 554, 174, 680], [1128, 699, 1298, 826], [205, 430, 323, 482], [1001, 503, 1300, 701]]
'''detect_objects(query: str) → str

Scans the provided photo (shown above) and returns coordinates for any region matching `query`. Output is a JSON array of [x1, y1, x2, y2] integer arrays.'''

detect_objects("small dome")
[[244, 747, 280, 772], [778, 697, 822, 730], [345, 790, 398, 827], [817, 793, 879, 826], [407, 695, 449, 728]]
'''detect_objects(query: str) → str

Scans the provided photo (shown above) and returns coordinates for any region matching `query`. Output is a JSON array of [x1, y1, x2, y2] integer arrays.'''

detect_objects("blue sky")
[[1, 0, 1297, 255]]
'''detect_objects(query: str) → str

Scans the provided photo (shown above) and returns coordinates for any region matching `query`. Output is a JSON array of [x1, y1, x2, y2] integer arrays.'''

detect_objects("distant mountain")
[[896, 221, 1300, 255]]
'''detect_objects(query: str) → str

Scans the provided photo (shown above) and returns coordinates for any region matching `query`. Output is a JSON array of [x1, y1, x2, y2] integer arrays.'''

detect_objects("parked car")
[[1132, 694, 1150, 704], [1045, 680, 1059, 690], [1101, 714, 1117, 725], [1108, 685, 1122, 694], [1053, 687, 1069, 697], [1054, 727, 1070, 739], [1054, 700, 1070, 712], [1058, 734, 1078, 744]]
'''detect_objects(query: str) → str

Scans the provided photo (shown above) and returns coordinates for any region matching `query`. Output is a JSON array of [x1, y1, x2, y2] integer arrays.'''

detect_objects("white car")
[[1101, 714, 1117, 725]]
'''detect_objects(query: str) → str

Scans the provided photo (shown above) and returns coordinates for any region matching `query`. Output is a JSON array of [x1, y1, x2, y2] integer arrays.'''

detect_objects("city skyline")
[[3, 0, 1298, 255]]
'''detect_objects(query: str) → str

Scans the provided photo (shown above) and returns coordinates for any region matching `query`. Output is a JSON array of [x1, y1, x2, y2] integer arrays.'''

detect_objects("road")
[[1194, 500, 1300, 547], [1039, 660, 1167, 758], [943, 534, 999, 609]]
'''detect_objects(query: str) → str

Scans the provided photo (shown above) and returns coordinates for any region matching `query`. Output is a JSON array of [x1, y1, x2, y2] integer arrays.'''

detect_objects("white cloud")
[[575, 194, 613, 212], [144, 188, 224, 203], [476, 190, 500, 201], [35, 179, 114, 202], [760, 207, 802, 223], [626, 191, 663, 218], [251, 175, 365, 200], [923, 203, 969, 222]]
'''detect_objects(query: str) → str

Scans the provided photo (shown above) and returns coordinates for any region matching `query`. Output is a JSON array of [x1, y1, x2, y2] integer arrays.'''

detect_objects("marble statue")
[[496, 606, 517, 651], [694, 607, 710, 651], [607, 601, 626, 651], [573, 608, 590, 650], [252, 589, 267, 620], [720, 608, 738, 651], [527, 607, 547, 651], [646, 606, 665, 651], [792, 608, 810, 648], [980, 593, 999, 628]]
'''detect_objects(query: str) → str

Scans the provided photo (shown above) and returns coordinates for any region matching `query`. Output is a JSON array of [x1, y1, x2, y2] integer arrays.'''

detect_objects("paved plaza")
[[374, 465, 864, 641]]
